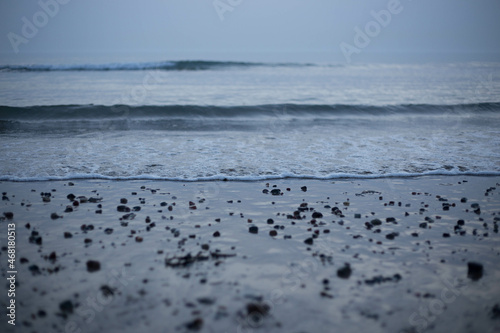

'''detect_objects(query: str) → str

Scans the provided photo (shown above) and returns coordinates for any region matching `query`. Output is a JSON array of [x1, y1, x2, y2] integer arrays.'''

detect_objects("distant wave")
[[2, 170, 500, 183], [1, 103, 499, 121], [0, 60, 317, 72]]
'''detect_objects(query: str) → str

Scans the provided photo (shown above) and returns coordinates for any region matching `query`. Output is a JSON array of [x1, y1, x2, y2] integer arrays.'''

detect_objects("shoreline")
[[2, 171, 500, 183], [1, 175, 499, 333]]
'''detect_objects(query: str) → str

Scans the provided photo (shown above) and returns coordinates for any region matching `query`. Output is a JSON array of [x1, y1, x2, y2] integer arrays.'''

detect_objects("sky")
[[0, 0, 499, 63]]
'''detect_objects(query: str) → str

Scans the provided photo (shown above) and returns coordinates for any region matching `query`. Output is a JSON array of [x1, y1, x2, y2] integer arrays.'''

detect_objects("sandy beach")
[[1, 176, 499, 333]]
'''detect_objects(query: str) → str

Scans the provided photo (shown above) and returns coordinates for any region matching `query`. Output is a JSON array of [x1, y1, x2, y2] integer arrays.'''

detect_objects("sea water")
[[1, 58, 499, 181]]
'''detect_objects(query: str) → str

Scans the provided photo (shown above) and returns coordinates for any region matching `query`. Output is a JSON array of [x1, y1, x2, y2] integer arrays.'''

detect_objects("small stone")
[[267, 218, 274, 224], [460, 197, 467, 203], [59, 300, 74, 314], [467, 262, 483, 281], [213, 231, 221, 237], [337, 263, 352, 279], [120, 198, 128, 204], [135, 236, 143, 242], [3, 212, 14, 219], [104, 228, 113, 234], [86, 260, 101, 273], [419, 222, 428, 229], [312, 212, 323, 219], [271, 189, 281, 196], [67, 193, 76, 201], [50, 213, 61, 220], [185, 318, 203, 331], [64, 206, 73, 213], [385, 232, 399, 240], [371, 219, 382, 226], [301, 186, 307, 192], [304, 237, 314, 245], [354, 213, 361, 219], [442, 233, 451, 238], [491, 304, 500, 320], [64, 232, 73, 238], [117, 205, 130, 212], [269, 230, 278, 237], [249, 226, 258, 234], [43, 196, 51, 203]]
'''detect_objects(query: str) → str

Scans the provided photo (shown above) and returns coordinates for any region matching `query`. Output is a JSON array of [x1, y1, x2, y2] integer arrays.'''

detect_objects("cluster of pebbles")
[[1, 178, 499, 332]]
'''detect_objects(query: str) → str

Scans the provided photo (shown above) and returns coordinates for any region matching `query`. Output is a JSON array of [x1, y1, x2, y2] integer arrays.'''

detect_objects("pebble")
[[467, 262, 483, 281], [249, 226, 259, 234], [117, 205, 130, 212], [59, 300, 74, 314], [337, 263, 352, 279], [312, 212, 323, 219], [86, 260, 101, 273], [3, 212, 14, 219]]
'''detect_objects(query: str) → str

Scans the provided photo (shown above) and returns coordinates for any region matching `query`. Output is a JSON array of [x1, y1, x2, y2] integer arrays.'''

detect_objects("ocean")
[[1, 58, 500, 181]]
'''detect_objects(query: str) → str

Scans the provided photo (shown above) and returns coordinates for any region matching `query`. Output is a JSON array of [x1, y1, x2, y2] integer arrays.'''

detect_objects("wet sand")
[[1, 176, 500, 333]]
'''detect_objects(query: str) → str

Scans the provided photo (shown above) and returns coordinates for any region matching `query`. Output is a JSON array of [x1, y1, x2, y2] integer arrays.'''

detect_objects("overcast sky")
[[1, 0, 499, 63]]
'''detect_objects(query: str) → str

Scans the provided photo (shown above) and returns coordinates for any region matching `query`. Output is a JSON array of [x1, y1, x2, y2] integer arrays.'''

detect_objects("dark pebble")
[[301, 186, 307, 192], [185, 318, 203, 331], [86, 260, 101, 273], [385, 232, 399, 240], [304, 237, 314, 245], [442, 233, 451, 238], [337, 263, 352, 279], [213, 231, 221, 237], [467, 262, 483, 281], [120, 198, 128, 204], [271, 189, 281, 196], [249, 226, 258, 234], [64, 206, 73, 213], [117, 205, 130, 212], [66, 193, 76, 201], [491, 304, 500, 319], [269, 230, 278, 237], [50, 213, 61, 220], [371, 219, 382, 226], [267, 218, 274, 224], [312, 212, 323, 219], [59, 300, 74, 314], [64, 232, 73, 238], [3, 212, 14, 219]]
